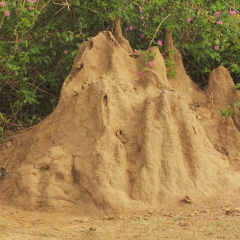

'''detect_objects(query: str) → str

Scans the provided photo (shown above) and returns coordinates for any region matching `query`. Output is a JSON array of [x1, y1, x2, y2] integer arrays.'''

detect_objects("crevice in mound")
[[103, 95, 108, 105], [71, 159, 79, 184], [105, 31, 119, 48]]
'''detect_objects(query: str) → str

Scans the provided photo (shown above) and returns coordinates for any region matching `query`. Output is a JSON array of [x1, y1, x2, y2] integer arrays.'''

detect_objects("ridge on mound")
[[0, 30, 240, 215]]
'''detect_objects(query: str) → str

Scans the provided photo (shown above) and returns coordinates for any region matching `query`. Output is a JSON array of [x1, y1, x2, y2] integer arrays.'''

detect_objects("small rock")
[[178, 222, 188, 226], [74, 218, 89, 223], [189, 211, 197, 217], [181, 195, 193, 204], [234, 207, 240, 213], [89, 227, 96, 231], [225, 209, 232, 215], [6, 141, 12, 148], [162, 212, 172, 217]]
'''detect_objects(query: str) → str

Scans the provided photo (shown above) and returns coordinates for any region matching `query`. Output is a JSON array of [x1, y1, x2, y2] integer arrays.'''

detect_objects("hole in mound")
[[72, 163, 79, 183], [214, 144, 229, 156], [77, 63, 83, 70], [40, 165, 49, 171], [55, 172, 64, 179], [103, 95, 108, 105], [82, 83, 89, 90], [116, 130, 127, 143]]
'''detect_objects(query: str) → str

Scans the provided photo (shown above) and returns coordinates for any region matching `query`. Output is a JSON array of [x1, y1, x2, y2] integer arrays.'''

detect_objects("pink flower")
[[140, 16, 144, 20], [28, 0, 37, 3], [134, 49, 139, 55], [215, 12, 220, 18], [158, 40, 162, 46], [217, 20, 222, 25], [138, 72, 142, 76], [230, 10, 236, 15], [140, 33, 145, 38], [5, 10, 10, 17], [139, 9, 143, 13], [29, 6, 34, 10], [63, 50, 68, 54], [148, 61, 153, 67], [0, 2, 4, 6], [129, 26, 133, 30], [214, 45, 219, 50], [187, 18, 192, 23]]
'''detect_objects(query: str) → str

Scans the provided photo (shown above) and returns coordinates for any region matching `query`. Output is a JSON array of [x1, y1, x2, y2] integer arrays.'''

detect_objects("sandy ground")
[[1, 190, 240, 240]]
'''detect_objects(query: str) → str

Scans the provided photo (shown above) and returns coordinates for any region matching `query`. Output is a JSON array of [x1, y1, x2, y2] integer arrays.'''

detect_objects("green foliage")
[[138, 50, 156, 72], [164, 50, 177, 78], [236, 100, 240, 111], [235, 84, 240, 111], [220, 105, 234, 118], [124, 0, 240, 83], [235, 83, 240, 90], [0, 0, 240, 131], [0, 113, 8, 142], [165, 58, 177, 78]]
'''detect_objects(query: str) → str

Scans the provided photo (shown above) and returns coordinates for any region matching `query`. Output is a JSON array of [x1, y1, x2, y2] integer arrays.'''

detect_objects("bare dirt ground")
[[1, 190, 240, 240]]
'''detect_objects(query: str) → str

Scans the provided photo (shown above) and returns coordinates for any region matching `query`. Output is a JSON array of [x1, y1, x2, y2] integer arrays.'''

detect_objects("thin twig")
[[5, 81, 20, 93], [148, 14, 171, 51], [0, 12, 6, 29], [52, 0, 70, 11], [54, 5, 65, 15], [221, 0, 239, 13], [3, 151, 13, 168], [8, 104, 22, 122], [9, 103, 17, 122], [25, 0, 52, 33], [26, 82, 58, 98], [184, 57, 205, 72], [125, 0, 139, 9]]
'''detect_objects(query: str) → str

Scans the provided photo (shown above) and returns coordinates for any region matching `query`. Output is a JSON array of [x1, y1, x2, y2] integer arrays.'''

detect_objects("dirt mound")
[[0, 30, 240, 215]]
